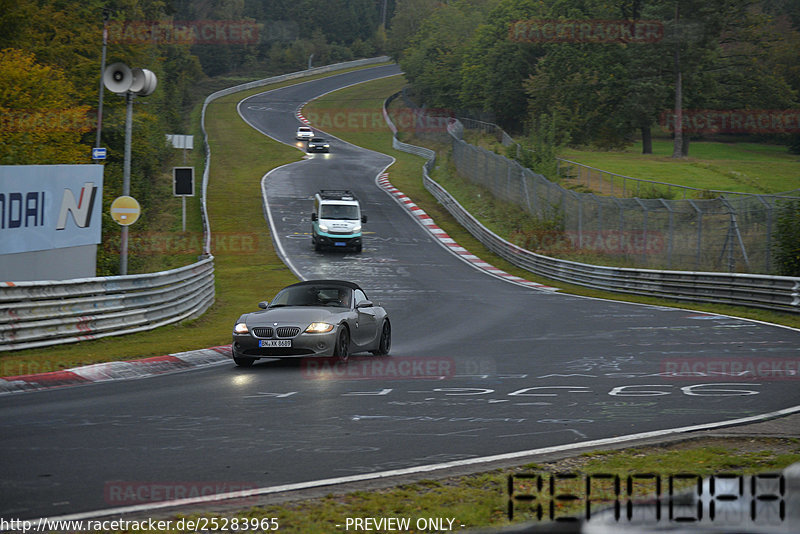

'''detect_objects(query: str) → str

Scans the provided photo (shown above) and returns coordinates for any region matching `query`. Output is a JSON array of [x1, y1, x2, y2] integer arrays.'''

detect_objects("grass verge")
[[174, 436, 800, 533]]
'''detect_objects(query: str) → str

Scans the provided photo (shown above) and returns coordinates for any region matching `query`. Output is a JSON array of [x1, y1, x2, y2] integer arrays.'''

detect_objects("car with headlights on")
[[295, 126, 314, 140], [306, 137, 330, 153], [230, 280, 391, 367]]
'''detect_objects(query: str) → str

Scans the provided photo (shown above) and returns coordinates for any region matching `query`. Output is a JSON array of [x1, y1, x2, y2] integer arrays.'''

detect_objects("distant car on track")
[[296, 126, 314, 140], [306, 137, 330, 153], [230, 280, 391, 367]]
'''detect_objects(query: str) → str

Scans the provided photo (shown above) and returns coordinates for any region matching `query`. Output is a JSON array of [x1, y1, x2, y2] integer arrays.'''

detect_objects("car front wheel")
[[334, 327, 350, 363]]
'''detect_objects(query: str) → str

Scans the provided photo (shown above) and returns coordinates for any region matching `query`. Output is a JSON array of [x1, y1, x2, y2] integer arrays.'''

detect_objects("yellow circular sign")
[[110, 196, 141, 226]]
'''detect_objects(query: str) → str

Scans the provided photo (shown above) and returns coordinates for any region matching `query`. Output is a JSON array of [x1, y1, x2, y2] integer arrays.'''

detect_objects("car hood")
[[245, 307, 345, 326]]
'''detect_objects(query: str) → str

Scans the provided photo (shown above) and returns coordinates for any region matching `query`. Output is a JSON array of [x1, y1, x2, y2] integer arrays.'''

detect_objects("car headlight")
[[233, 322, 249, 334], [353, 224, 361, 233], [318, 223, 329, 232], [305, 322, 334, 333]]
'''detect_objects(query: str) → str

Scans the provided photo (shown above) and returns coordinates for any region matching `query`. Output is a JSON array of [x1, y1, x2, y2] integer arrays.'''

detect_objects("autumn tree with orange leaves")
[[0, 48, 92, 164]]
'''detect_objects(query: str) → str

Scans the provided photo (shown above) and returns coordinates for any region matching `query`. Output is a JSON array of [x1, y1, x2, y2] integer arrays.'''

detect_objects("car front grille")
[[251, 327, 273, 338], [276, 326, 301, 337], [251, 326, 301, 338]]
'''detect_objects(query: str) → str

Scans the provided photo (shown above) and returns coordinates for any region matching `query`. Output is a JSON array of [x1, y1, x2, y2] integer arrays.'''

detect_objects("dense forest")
[[389, 0, 800, 156]]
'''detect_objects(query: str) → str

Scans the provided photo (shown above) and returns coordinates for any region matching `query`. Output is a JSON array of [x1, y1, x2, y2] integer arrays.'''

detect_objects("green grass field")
[[560, 140, 800, 195]]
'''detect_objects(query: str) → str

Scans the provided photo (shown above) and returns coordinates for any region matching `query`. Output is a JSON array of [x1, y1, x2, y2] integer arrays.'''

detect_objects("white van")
[[310, 190, 367, 252]]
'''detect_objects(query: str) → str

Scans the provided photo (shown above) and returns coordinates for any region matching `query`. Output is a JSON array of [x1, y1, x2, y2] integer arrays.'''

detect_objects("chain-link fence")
[[402, 105, 797, 274]]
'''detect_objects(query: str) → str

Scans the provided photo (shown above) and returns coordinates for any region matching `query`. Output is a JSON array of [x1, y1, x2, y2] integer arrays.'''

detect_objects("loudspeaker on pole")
[[130, 68, 158, 96], [103, 62, 133, 94]]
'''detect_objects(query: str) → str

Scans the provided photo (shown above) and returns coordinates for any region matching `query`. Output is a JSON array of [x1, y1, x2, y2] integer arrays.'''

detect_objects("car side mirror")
[[356, 300, 373, 309], [311, 213, 317, 221], [258, 301, 269, 309], [361, 214, 367, 223]]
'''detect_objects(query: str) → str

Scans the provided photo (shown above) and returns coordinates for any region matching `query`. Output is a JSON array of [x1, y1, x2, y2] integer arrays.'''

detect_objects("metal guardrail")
[[0, 58, 392, 353], [0, 258, 215, 352], [384, 93, 800, 314]]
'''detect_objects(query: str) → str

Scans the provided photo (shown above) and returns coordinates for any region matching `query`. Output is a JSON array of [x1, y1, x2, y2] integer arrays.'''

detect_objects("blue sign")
[[92, 147, 107, 160]]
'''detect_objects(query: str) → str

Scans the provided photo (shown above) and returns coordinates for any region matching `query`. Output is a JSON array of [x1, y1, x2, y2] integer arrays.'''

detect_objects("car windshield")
[[319, 204, 359, 220], [270, 284, 352, 308]]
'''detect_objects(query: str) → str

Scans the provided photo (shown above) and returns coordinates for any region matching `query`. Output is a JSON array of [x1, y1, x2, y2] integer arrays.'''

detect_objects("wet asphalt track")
[[1, 64, 798, 521]]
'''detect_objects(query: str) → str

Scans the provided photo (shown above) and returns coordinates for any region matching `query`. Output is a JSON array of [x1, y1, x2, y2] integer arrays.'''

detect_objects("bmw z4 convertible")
[[230, 280, 391, 367]]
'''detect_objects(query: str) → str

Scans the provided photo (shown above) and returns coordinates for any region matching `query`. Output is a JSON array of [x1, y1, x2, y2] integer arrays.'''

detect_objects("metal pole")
[[182, 146, 187, 233], [120, 91, 133, 275], [95, 9, 109, 152], [123, 93, 132, 196], [688, 199, 702, 270]]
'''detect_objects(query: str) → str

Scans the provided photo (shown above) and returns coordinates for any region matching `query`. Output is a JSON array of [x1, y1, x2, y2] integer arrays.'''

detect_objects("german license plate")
[[259, 340, 291, 348]]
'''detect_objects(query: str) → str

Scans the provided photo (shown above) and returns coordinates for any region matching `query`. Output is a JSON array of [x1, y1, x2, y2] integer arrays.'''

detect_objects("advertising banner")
[[0, 165, 104, 255]]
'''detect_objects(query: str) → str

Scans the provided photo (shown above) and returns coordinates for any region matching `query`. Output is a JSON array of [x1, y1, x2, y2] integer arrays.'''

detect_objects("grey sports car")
[[230, 280, 391, 367]]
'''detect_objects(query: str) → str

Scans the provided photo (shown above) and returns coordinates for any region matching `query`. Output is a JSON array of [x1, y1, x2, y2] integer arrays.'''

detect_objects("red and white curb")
[[0, 346, 232, 394], [296, 110, 310, 124], [376, 173, 556, 291]]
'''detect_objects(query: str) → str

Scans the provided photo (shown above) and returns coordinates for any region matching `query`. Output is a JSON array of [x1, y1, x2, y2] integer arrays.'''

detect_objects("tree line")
[[388, 0, 800, 156]]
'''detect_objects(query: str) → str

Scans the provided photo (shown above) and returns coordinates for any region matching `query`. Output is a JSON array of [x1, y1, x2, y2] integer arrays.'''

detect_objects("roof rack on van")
[[318, 190, 357, 201]]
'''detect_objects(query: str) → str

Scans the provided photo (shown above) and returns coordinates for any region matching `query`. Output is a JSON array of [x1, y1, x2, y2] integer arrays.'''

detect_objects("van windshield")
[[319, 205, 359, 220]]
